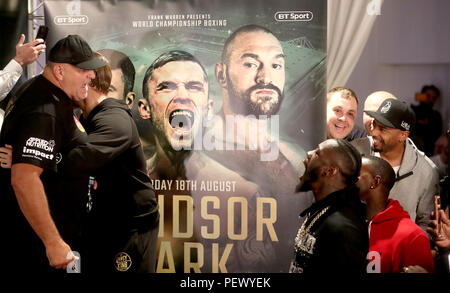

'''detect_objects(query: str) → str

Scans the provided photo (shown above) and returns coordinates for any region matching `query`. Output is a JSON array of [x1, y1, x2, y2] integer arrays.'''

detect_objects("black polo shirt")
[[0, 75, 87, 271]]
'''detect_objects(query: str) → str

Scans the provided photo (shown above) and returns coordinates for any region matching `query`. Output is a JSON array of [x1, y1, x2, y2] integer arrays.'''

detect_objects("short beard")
[[372, 137, 386, 153], [296, 166, 320, 192], [226, 74, 283, 117], [373, 145, 383, 153]]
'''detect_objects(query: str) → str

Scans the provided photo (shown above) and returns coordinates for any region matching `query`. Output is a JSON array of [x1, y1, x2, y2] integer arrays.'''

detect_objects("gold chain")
[[294, 206, 330, 251]]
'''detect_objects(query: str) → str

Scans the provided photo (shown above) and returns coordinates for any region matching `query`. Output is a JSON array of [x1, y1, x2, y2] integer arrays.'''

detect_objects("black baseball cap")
[[364, 98, 416, 131], [48, 35, 106, 70]]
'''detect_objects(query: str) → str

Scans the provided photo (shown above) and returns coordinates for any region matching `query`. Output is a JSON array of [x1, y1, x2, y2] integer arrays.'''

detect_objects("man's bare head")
[[357, 155, 396, 204]]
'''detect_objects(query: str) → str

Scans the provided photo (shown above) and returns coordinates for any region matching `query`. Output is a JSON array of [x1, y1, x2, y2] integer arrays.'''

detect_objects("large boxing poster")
[[44, 0, 326, 273]]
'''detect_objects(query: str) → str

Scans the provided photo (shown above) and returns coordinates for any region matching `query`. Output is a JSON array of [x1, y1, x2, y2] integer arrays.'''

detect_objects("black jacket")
[[66, 98, 158, 234], [291, 186, 368, 274]]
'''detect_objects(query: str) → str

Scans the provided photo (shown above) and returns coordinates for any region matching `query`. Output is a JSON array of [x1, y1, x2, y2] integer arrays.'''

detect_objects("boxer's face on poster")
[[107, 67, 135, 109], [107, 68, 126, 100], [225, 31, 285, 116], [147, 61, 208, 150]]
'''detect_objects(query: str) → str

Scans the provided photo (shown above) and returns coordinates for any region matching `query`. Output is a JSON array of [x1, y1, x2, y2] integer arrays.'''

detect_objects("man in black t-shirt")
[[0, 35, 106, 272]]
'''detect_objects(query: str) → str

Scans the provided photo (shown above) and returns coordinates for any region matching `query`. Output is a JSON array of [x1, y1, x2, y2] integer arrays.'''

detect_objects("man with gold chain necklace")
[[290, 139, 368, 273]]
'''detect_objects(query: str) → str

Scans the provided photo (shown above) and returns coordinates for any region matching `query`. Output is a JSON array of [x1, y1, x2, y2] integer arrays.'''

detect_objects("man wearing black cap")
[[351, 98, 440, 234], [0, 35, 106, 272]]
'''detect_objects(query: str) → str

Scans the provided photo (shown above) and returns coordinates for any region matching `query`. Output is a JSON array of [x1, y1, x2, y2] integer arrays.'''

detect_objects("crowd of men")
[[0, 24, 449, 274], [324, 86, 449, 273]]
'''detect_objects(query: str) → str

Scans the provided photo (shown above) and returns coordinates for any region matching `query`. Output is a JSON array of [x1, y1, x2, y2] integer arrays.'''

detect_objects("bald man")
[[357, 155, 434, 273], [208, 24, 306, 201], [363, 91, 396, 134], [206, 25, 310, 271]]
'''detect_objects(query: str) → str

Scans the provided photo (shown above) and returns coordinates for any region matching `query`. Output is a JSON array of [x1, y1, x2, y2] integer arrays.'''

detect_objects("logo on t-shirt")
[[26, 137, 55, 152], [22, 137, 56, 161]]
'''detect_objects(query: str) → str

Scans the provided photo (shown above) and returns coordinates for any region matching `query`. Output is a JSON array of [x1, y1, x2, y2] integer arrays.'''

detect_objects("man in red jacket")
[[357, 155, 434, 273]]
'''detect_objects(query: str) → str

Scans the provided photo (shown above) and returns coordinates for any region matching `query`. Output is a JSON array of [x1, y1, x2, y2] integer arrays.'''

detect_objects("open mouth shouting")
[[80, 82, 89, 98], [169, 109, 195, 135]]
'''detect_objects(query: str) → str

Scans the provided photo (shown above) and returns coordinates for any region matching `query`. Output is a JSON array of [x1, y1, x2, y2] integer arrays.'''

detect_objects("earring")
[[370, 186, 375, 189]]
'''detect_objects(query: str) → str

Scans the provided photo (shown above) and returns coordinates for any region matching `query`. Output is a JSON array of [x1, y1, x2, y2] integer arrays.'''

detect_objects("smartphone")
[[35, 25, 49, 42]]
